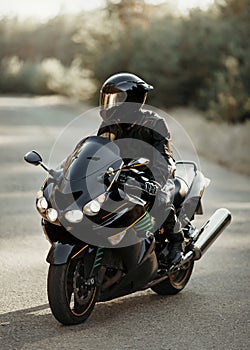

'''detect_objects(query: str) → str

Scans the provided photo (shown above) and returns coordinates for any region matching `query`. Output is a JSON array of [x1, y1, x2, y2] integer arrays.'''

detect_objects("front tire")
[[151, 262, 194, 295], [47, 259, 98, 325]]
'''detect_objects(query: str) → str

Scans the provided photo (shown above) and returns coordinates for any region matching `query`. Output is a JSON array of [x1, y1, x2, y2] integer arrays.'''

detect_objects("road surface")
[[0, 97, 249, 350]]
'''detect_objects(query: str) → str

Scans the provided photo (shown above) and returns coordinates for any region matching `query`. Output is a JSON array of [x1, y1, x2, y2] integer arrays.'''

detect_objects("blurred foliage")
[[0, 0, 249, 123], [0, 56, 95, 98], [198, 0, 250, 122]]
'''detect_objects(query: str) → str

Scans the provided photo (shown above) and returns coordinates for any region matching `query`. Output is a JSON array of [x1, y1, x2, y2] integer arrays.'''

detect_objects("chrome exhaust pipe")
[[192, 208, 232, 260]]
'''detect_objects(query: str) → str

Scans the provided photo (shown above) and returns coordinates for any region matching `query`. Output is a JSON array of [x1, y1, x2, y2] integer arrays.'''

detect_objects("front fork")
[[85, 247, 106, 289]]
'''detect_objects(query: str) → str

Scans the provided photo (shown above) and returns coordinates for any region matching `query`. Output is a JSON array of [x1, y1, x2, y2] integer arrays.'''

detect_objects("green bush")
[[41, 58, 96, 99], [0, 56, 96, 99], [195, 0, 250, 123], [199, 56, 250, 123], [0, 56, 49, 94]]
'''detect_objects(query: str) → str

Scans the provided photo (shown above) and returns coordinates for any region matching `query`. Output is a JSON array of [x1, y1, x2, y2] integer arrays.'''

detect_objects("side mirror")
[[24, 151, 42, 166], [127, 158, 150, 168]]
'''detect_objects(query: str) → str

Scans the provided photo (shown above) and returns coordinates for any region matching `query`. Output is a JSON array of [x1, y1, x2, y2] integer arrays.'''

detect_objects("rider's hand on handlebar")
[[118, 172, 161, 196]]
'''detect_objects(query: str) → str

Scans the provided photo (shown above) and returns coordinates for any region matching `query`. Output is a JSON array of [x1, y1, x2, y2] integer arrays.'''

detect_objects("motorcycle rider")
[[97, 72, 184, 265]]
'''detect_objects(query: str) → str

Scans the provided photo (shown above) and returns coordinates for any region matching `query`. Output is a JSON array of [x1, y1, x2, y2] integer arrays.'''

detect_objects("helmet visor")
[[100, 91, 127, 111]]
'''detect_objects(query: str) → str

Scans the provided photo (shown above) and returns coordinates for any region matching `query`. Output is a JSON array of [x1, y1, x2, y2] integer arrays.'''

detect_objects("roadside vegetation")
[[0, 0, 249, 124]]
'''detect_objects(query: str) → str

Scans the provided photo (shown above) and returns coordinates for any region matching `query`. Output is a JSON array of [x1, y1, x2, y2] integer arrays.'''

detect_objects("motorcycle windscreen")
[[58, 136, 122, 202]]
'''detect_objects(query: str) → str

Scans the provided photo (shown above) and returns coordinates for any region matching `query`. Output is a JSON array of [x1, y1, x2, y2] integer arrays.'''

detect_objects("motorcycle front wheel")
[[151, 261, 194, 295], [47, 259, 98, 325]]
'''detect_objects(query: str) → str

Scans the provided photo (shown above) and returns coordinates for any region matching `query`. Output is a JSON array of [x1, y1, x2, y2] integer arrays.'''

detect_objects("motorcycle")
[[24, 135, 231, 325]]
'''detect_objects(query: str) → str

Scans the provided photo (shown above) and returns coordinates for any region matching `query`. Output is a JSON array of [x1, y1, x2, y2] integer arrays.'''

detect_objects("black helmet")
[[99, 72, 153, 122]]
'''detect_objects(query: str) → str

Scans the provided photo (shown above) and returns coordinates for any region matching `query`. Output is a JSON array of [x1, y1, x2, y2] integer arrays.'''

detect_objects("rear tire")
[[151, 262, 194, 295], [47, 259, 98, 325]]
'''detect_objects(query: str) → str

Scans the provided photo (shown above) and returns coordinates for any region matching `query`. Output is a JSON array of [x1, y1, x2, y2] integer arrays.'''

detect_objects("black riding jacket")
[[97, 109, 174, 186]]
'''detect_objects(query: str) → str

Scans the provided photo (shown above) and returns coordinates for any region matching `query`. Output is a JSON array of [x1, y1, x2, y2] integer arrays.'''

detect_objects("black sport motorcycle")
[[24, 136, 231, 325]]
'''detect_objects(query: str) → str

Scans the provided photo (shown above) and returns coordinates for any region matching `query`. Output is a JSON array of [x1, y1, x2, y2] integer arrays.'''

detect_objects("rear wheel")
[[151, 261, 194, 295], [47, 259, 98, 325]]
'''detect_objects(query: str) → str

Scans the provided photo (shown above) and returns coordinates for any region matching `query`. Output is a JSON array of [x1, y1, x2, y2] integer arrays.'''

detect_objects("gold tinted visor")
[[100, 91, 127, 111]]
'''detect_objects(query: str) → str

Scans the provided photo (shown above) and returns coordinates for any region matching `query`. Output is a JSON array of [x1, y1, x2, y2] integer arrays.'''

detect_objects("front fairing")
[[61, 136, 122, 198], [45, 136, 122, 207], [40, 136, 147, 246]]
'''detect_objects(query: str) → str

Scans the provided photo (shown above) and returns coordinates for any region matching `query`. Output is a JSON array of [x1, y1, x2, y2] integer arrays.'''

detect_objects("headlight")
[[36, 191, 48, 213], [83, 199, 101, 216], [37, 197, 48, 212], [83, 193, 105, 216], [65, 210, 83, 223], [46, 208, 58, 222]]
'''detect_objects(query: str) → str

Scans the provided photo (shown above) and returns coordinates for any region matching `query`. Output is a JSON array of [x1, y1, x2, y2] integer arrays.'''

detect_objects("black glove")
[[144, 181, 161, 195]]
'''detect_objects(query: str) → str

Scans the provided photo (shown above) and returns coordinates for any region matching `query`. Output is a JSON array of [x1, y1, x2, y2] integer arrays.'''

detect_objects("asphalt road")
[[0, 97, 249, 350]]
